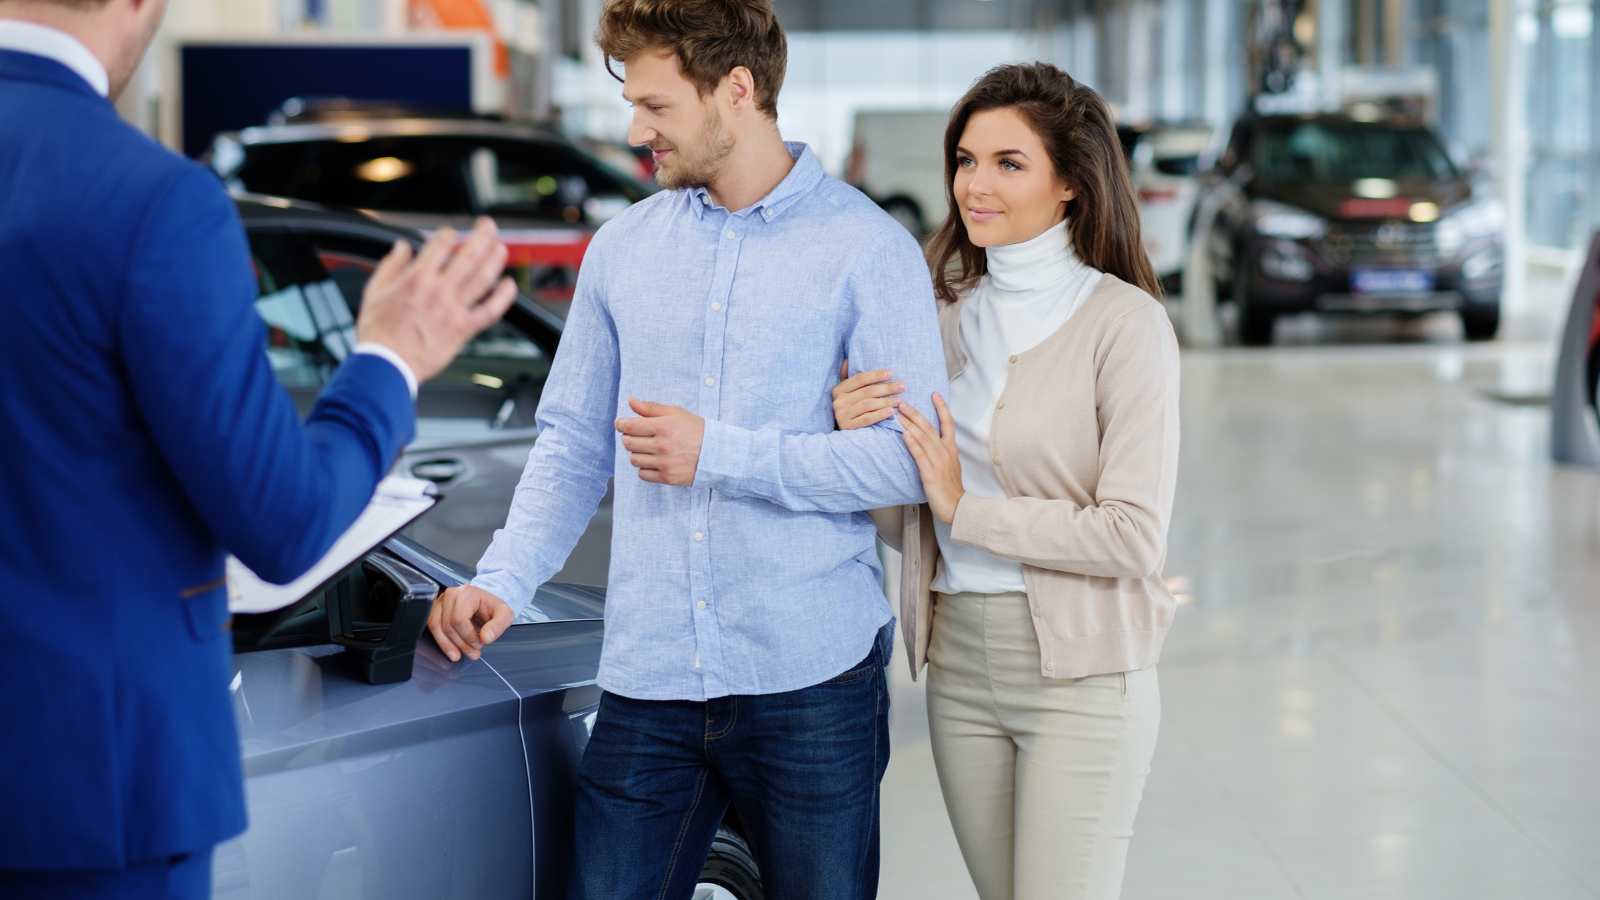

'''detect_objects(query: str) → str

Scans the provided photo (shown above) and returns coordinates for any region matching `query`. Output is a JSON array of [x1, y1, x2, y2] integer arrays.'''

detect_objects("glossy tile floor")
[[876, 307, 1600, 899]]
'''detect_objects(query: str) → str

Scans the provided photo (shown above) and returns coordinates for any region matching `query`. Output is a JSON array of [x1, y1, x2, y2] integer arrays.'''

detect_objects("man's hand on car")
[[429, 584, 515, 663], [356, 217, 517, 383], [616, 398, 705, 486]]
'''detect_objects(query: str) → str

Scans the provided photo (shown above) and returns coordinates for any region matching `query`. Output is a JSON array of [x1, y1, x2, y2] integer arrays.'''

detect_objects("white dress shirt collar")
[[0, 19, 110, 97]]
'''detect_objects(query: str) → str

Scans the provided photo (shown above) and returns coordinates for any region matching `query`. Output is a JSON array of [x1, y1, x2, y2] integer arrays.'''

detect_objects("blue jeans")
[[0, 848, 212, 900], [570, 638, 891, 900]]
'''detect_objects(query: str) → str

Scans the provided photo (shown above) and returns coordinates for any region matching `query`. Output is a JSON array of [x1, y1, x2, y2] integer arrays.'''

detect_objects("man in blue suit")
[[0, 1, 520, 896]]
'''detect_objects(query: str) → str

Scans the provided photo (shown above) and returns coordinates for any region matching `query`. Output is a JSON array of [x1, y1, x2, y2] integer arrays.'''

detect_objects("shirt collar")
[[689, 142, 825, 223], [0, 19, 109, 97]]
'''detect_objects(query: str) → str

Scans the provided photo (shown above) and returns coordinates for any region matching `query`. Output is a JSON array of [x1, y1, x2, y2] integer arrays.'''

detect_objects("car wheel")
[[695, 827, 763, 900], [881, 198, 926, 237], [1461, 305, 1501, 341], [1234, 255, 1275, 346]]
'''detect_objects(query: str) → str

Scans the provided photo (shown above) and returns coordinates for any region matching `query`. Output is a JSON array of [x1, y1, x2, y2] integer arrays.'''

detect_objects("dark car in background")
[[237, 195, 612, 582], [213, 117, 654, 313], [1199, 112, 1505, 344]]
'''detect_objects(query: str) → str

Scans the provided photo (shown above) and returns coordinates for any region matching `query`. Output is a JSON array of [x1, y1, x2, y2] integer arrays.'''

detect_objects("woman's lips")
[[967, 207, 1002, 223]]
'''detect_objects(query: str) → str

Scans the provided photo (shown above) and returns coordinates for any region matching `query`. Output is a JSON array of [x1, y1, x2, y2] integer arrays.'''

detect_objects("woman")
[[834, 63, 1180, 900]]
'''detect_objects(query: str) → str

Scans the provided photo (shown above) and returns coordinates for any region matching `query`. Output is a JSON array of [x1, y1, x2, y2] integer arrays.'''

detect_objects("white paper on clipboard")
[[226, 477, 439, 615]]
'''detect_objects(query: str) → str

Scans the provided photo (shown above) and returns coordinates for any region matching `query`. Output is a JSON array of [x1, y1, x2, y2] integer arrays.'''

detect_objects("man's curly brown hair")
[[596, 0, 787, 119]]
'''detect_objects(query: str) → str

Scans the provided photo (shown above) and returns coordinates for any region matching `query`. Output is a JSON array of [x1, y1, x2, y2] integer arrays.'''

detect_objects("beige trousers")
[[926, 591, 1160, 900]]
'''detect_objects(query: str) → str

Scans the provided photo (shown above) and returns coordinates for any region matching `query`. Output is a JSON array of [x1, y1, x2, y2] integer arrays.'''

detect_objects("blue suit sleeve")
[[117, 167, 416, 584], [692, 226, 950, 512], [470, 230, 619, 614]]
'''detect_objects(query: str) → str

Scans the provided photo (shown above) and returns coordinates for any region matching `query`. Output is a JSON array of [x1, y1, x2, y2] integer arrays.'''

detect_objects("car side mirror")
[[325, 553, 438, 685], [233, 548, 437, 684]]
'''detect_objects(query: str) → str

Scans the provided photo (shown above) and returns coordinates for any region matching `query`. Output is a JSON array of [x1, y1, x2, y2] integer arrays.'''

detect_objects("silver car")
[[219, 534, 762, 899]]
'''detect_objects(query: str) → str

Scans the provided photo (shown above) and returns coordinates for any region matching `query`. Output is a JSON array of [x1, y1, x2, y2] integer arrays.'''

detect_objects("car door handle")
[[410, 457, 467, 485]]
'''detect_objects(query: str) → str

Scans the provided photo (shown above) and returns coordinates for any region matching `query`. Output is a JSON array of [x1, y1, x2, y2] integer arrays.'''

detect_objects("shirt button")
[[697, 600, 707, 610], [693, 655, 702, 669], [704, 376, 716, 387], [725, 229, 736, 240], [711, 302, 723, 312], [693, 531, 705, 542]]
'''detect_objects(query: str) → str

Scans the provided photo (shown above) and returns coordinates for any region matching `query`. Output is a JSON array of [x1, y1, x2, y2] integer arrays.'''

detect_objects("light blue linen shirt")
[[471, 143, 949, 700]]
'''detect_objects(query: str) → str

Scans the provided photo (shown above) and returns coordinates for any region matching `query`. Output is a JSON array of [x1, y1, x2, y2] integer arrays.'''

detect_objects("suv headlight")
[[1437, 200, 1505, 254], [1251, 200, 1325, 240]]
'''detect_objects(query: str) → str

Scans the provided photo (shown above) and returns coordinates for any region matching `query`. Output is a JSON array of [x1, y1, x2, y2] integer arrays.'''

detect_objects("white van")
[[1117, 121, 1218, 291]]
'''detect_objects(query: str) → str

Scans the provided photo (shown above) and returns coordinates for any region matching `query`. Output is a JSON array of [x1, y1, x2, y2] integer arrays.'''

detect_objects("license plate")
[[1352, 269, 1434, 294]]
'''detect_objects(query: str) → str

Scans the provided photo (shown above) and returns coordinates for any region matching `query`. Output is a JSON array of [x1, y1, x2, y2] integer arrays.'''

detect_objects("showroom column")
[[1317, 0, 1343, 109], [1490, 0, 1527, 316]]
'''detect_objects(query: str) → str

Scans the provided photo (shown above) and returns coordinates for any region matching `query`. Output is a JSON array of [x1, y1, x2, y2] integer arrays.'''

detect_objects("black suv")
[[1199, 113, 1505, 344]]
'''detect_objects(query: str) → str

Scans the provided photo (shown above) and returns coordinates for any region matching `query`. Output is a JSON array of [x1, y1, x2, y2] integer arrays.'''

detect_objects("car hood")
[[1253, 177, 1475, 220]]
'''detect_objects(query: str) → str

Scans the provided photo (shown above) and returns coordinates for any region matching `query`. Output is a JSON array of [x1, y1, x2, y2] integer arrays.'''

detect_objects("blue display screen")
[[178, 43, 475, 158]]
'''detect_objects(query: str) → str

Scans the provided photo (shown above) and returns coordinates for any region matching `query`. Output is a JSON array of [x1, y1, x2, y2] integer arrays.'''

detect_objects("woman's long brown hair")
[[927, 63, 1161, 304]]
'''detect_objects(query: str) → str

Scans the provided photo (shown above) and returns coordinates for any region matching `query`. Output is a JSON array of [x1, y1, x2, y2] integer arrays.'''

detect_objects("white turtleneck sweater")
[[931, 218, 1103, 596]]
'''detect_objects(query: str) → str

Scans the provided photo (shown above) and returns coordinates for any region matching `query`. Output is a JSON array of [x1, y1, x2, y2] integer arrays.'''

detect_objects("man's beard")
[[654, 108, 735, 190]]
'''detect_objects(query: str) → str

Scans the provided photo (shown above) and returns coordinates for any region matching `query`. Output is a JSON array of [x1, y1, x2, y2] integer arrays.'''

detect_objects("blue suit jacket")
[[0, 50, 417, 870]]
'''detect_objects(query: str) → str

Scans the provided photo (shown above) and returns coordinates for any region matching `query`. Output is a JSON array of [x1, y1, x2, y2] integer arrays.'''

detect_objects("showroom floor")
[[875, 305, 1600, 899]]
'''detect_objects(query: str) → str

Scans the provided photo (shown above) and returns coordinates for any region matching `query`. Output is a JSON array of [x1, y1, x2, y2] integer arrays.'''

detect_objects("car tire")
[[1461, 305, 1501, 341], [881, 197, 926, 237], [696, 827, 764, 900], [1234, 255, 1275, 346]]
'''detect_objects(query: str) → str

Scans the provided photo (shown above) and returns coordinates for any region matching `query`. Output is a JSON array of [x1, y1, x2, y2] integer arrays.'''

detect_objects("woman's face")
[[952, 107, 1076, 248]]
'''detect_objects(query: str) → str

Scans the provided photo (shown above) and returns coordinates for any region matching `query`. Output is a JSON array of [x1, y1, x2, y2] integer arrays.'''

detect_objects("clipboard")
[[226, 476, 441, 615]]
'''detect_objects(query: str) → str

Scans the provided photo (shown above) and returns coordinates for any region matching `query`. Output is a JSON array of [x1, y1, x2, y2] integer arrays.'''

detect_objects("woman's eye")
[[957, 157, 975, 168], [1000, 159, 1021, 172]]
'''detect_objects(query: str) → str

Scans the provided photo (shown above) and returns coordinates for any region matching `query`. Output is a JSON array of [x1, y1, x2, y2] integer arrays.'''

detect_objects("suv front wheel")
[[1461, 304, 1501, 341]]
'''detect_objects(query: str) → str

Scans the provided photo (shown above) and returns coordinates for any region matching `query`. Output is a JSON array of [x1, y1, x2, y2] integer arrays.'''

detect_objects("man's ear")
[[725, 66, 757, 113]]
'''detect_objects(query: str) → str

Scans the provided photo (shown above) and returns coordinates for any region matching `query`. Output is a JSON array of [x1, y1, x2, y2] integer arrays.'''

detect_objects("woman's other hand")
[[897, 393, 966, 524]]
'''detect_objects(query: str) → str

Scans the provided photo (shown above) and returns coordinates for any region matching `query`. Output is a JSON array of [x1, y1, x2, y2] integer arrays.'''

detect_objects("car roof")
[[224, 118, 569, 148]]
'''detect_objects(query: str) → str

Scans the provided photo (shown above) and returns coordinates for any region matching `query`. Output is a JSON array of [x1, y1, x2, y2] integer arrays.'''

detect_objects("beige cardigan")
[[878, 273, 1181, 680]]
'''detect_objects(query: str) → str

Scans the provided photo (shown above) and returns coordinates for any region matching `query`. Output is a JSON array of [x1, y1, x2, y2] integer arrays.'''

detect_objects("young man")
[[427, 1, 948, 896]]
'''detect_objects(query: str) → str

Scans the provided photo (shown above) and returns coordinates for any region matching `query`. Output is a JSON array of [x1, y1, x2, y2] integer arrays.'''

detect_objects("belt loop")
[[1120, 671, 1128, 697]]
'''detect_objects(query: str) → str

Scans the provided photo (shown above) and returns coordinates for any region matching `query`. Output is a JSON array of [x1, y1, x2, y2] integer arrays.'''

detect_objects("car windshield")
[[1251, 122, 1458, 183]]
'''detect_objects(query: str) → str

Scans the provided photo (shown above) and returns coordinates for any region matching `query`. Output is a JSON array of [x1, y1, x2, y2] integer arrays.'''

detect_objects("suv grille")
[[1319, 222, 1441, 266]]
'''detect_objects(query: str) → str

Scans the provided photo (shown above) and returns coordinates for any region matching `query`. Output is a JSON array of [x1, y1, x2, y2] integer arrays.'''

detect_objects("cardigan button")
[[1008, 354, 1019, 364], [996, 400, 1006, 410]]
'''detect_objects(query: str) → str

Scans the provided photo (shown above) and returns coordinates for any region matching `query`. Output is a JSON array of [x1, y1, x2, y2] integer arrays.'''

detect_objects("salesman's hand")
[[615, 398, 704, 486], [429, 584, 515, 663], [356, 217, 518, 383]]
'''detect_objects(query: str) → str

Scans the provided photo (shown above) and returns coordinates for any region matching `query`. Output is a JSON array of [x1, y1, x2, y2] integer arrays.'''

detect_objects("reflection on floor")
[[877, 310, 1600, 900]]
